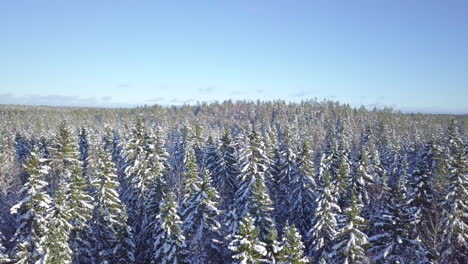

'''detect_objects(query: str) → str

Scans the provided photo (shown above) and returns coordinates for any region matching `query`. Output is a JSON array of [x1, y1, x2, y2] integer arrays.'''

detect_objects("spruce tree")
[[289, 141, 316, 237], [234, 129, 274, 239], [152, 191, 187, 264], [369, 177, 427, 263], [307, 168, 341, 263], [212, 129, 239, 210], [91, 147, 125, 263], [275, 127, 298, 227], [279, 223, 308, 264], [182, 169, 222, 263], [330, 195, 370, 264], [113, 207, 136, 264], [10, 148, 51, 263], [182, 148, 200, 204], [438, 122, 468, 264], [44, 187, 73, 264], [228, 214, 267, 264], [137, 129, 169, 263], [264, 226, 282, 264]]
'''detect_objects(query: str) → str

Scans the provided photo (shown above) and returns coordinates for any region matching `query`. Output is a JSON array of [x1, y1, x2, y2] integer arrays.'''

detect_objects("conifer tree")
[[234, 129, 274, 239], [77, 127, 90, 179], [228, 214, 267, 264], [211, 129, 239, 210], [44, 187, 73, 264], [307, 168, 341, 263], [438, 122, 468, 264], [137, 129, 169, 263], [182, 148, 200, 204], [264, 226, 282, 264], [289, 141, 316, 236], [0, 231, 9, 263], [91, 147, 125, 263], [113, 207, 136, 264], [182, 169, 222, 263], [152, 191, 187, 264], [330, 195, 370, 264], [9, 148, 51, 264], [279, 223, 308, 264], [275, 127, 298, 228], [369, 176, 427, 263]]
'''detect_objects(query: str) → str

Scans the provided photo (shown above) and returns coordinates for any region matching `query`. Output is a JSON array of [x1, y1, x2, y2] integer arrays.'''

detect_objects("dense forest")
[[0, 100, 466, 264]]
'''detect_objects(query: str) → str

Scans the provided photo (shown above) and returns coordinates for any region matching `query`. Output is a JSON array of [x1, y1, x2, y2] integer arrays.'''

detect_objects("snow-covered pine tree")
[[438, 122, 468, 264], [209, 129, 239, 210], [407, 142, 436, 245], [289, 141, 316, 237], [182, 169, 222, 263], [307, 166, 341, 263], [91, 147, 126, 263], [348, 131, 375, 209], [9, 148, 51, 263], [228, 214, 267, 264], [48, 121, 81, 194], [279, 222, 308, 264], [275, 127, 298, 228], [192, 124, 206, 167], [77, 127, 91, 181], [369, 174, 427, 263], [361, 127, 387, 185], [0, 231, 9, 263], [113, 207, 136, 264], [48, 121, 95, 263], [44, 187, 73, 264], [137, 128, 169, 263], [334, 118, 353, 207], [234, 129, 274, 239], [329, 194, 369, 264], [68, 162, 94, 264], [264, 225, 282, 263], [182, 147, 200, 205], [152, 191, 187, 264]]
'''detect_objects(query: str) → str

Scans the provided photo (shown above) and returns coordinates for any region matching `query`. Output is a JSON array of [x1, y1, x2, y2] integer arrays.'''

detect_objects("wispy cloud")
[[147, 97, 165, 103], [0, 93, 133, 108], [290, 91, 308, 97], [199, 87, 215, 94]]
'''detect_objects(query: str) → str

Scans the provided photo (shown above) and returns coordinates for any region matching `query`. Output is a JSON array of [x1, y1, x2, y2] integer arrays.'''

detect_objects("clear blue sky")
[[0, 0, 467, 113]]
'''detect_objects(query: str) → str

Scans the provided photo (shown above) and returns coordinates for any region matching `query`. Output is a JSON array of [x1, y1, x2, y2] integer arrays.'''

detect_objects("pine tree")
[[182, 148, 200, 204], [307, 169, 341, 263], [9, 148, 51, 264], [330, 195, 369, 264], [234, 129, 274, 239], [438, 122, 468, 264], [279, 223, 308, 264], [44, 187, 73, 264], [137, 129, 169, 263], [0, 231, 9, 263], [211, 129, 239, 210], [152, 191, 187, 264], [77, 127, 91, 180], [228, 214, 267, 264], [264, 225, 282, 264], [289, 141, 316, 237], [68, 164, 94, 264], [48, 121, 81, 193], [369, 177, 427, 263], [91, 147, 125, 263], [182, 169, 222, 263], [275, 127, 298, 228], [113, 207, 136, 264]]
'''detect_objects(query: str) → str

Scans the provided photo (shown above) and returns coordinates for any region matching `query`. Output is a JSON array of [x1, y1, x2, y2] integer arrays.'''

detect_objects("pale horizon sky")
[[0, 1, 467, 114]]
